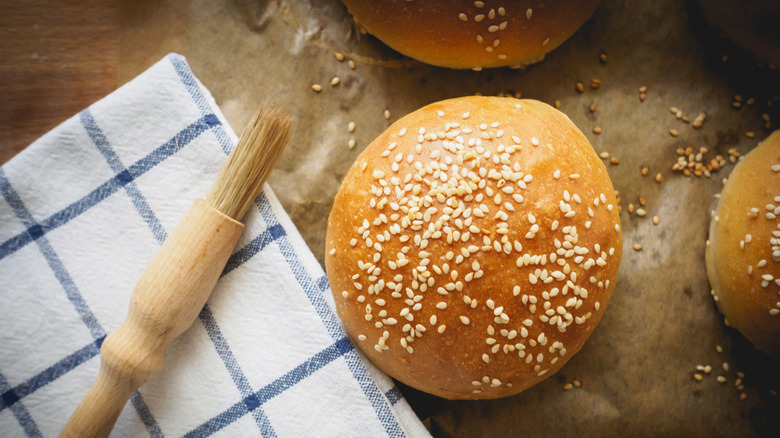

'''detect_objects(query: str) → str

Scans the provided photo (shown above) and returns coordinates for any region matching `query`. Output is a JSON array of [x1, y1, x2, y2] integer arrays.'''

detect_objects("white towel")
[[0, 54, 429, 438]]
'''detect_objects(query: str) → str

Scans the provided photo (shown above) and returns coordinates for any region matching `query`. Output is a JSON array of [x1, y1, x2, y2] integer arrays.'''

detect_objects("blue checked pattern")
[[0, 54, 427, 437]]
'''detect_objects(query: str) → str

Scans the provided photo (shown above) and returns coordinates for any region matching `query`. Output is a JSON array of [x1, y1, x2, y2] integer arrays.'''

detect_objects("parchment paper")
[[118, 0, 780, 436]]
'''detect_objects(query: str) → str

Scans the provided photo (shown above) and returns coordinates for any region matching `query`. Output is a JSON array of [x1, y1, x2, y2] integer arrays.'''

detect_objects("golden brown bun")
[[706, 130, 780, 360], [341, 0, 601, 70], [325, 96, 622, 399]]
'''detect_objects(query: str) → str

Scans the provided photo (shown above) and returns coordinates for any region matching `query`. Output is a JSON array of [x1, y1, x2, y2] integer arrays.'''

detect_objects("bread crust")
[[341, 0, 601, 69], [325, 97, 622, 399], [706, 130, 780, 360]]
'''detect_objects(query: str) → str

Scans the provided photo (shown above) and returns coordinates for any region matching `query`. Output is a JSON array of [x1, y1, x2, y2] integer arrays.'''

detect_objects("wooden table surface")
[[0, 0, 117, 165]]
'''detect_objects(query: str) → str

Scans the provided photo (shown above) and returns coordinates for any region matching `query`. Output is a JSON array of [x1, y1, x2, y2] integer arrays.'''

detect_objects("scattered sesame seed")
[[669, 129, 679, 137], [330, 77, 340, 86], [311, 84, 322, 92], [633, 244, 643, 251], [334, 52, 345, 61], [593, 127, 602, 135]]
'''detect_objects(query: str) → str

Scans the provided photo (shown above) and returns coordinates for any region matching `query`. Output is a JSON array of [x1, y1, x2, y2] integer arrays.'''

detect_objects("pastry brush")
[[60, 107, 292, 437]]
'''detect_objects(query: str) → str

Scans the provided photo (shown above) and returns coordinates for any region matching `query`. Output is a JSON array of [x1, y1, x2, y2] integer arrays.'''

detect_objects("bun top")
[[707, 130, 780, 359], [341, 0, 601, 69], [325, 96, 622, 399]]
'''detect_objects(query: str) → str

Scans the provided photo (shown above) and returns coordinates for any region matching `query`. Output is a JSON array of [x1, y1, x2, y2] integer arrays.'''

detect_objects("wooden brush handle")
[[61, 198, 244, 437]]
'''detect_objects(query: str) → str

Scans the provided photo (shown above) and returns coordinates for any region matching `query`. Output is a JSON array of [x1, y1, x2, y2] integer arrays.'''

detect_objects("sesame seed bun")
[[325, 96, 622, 399], [706, 130, 780, 360], [340, 0, 601, 70]]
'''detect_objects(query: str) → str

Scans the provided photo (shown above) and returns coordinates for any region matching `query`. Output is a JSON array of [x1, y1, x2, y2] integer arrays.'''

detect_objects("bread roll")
[[325, 96, 622, 399], [340, 0, 601, 70], [706, 130, 780, 360]]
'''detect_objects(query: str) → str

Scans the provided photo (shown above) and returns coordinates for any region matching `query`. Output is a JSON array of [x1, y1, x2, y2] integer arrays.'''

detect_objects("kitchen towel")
[[0, 53, 429, 437]]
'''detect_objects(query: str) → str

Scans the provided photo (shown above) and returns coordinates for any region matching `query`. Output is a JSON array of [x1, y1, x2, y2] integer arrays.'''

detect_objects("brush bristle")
[[206, 107, 293, 221]]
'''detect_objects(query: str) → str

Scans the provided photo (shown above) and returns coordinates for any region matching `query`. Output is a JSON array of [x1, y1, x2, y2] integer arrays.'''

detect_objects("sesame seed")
[[348, 121, 356, 133], [593, 127, 602, 135], [459, 13, 467, 21], [330, 77, 340, 86], [311, 84, 322, 92], [633, 244, 643, 251]]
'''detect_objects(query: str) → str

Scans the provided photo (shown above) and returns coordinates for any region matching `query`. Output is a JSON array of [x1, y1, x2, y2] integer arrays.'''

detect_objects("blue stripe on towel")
[[0, 114, 219, 262], [0, 336, 104, 414], [170, 54, 233, 156], [131, 392, 165, 438], [0, 168, 164, 436], [222, 223, 286, 277], [0, 168, 106, 340], [385, 387, 403, 406], [184, 337, 353, 437], [80, 109, 167, 244], [199, 304, 278, 437], [254, 194, 406, 437], [0, 372, 42, 437]]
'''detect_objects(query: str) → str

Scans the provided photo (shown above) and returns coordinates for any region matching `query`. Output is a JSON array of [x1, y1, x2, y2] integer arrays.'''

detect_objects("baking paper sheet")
[[118, 0, 780, 435]]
